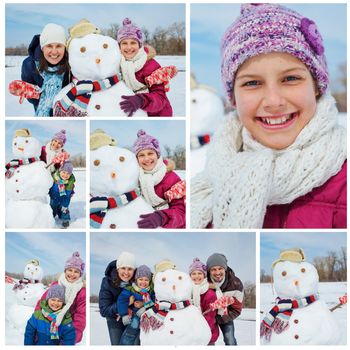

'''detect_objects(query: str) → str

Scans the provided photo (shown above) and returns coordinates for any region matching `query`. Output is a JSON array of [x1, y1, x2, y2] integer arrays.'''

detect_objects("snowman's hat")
[[90, 129, 117, 150], [190, 72, 218, 94], [26, 259, 40, 266], [14, 128, 32, 138], [154, 259, 176, 275], [67, 19, 101, 48], [272, 248, 306, 269]]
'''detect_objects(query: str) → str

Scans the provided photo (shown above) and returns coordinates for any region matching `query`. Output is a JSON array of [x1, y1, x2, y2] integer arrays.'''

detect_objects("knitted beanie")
[[52, 129, 66, 145], [60, 161, 73, 175], [206, 253, 228, 271], [90, 129, 117, 150], [221, 3, 328, 103], [46, 284, 65, 302], [189, 257, 207, 277], [14, 128, 32, 138], [116, 251, 136, 269], [272, 248, 306, 268], [117, 18, 144, 45], [64, 251, 85, 275], [135, 264, 152, 280], [133, 129, 161, 157], [40, 23, 66, 49], [67, 19, 101, 48]]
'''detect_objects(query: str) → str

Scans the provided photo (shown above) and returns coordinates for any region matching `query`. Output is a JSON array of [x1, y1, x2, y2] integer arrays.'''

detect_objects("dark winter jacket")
[[263, 161, 347, 228], [48, 171, 76, 208], [208, 267, 244, 325], [21, 34, 70, 113], [24, 299, 75, 345], [154, 170, 186, 229]]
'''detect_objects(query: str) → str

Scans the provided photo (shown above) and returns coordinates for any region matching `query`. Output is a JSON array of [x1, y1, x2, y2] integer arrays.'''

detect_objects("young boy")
[[49, 161, 75, 228], [24, 284, 75, 345]]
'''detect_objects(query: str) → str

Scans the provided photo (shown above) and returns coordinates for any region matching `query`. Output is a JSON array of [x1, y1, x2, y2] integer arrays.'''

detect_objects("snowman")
[[90, 129, 153, 229], [261, 248, 340, 345], [7, 259, 46, 333], [190, 73, 225, 178], [5, 129, 54, 228], [140, 266, 211, 345], [53, 19, 146, 117]]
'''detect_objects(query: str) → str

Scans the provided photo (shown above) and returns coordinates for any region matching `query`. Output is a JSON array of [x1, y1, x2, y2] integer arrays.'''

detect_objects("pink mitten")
[[9, 80, 41, 104]]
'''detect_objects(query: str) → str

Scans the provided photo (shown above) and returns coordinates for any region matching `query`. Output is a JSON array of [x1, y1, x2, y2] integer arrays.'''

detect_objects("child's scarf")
[[5, 157, 41, 179], [53, 171, 69, 196], [132, 283, 154, 309], [41, 307, 60, 339]]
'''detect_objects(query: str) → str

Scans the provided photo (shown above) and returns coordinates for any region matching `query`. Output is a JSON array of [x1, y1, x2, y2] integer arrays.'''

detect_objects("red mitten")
[[145, 66, 178, 92], [164, 180, 186, 204], [51, 151, 70, 167], [9, 80, 41, 104], [339, 294, 347, 305]]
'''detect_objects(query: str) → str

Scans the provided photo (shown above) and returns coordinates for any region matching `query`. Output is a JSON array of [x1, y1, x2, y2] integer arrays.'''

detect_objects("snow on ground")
[[90, 303, 255, 345], [5, 55, 185, 117], [260, 281, 347, 345]]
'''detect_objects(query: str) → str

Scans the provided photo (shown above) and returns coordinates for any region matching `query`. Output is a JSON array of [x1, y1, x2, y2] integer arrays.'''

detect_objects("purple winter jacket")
[[35, 281, 86, 344], [200, 289, 219, 344], [135, 57, 173, 117], [263, 161, 347, 228], [153, 170, 186, 228]]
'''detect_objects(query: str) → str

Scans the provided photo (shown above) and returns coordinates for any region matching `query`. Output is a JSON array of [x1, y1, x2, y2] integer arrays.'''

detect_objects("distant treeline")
[[6, 22, 185, 56]]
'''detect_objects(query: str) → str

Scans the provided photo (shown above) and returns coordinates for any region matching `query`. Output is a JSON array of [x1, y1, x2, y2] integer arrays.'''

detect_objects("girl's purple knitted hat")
[[64, 251, 85, 275], [221, 3, 328, 103], [52, 129, 66, 145], [189, 257, 207, 277], [133, 129, 161, 157], [117, 18, 144, 45]]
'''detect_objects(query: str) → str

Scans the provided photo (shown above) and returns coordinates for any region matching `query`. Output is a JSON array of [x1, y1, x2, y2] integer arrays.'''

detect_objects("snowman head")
[[154, 269, 192, 303], [12, 133, 41, 158], [91, 145, 139, 196], [69, 33, 121, 80], [23, 259, 43, 282]]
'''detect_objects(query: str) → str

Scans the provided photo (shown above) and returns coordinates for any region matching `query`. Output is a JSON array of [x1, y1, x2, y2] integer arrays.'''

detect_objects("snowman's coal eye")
[[192, 98, 197, 103], [80, 46, 86, 53], [103, 43, 108, 49], [281, 271, 287, 277], [25, 140, 28, 143], [162, 277, 166, 282], [301, 268, 306, 273], [93, 159, 100, 166], [119, 156, 125, 162], [178, 276, 182, 280], [14, 142, 17, 146], [35, 267, 38, 271]]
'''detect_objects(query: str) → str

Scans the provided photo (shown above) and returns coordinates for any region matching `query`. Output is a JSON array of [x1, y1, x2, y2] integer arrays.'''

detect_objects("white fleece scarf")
[[120, 48, 148, 94], [212, 278, 225, 316], [191, 94, 346, 228], [45, 142, 62, 174], [192, 279, 209, 310], [139, 156, 169, 210], [55, 273, 83, 327]]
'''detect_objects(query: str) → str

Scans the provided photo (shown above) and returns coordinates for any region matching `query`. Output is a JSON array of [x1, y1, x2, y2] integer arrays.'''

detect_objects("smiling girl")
[[191, 3, 346, 229], [21, 23, 71, 116]]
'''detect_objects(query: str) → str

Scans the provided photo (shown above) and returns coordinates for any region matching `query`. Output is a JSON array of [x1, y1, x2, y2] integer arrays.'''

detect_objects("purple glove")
[[120, 94, 144, 117], [137, 212, 163, 228]]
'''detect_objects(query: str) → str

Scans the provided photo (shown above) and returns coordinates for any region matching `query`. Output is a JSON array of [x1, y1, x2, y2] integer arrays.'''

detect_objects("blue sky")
[[260, 232, 347, 275], [191, 3, 347, 95], [90, 120, 185, 154], [6, 232, 86, 277], [5, 120, 86, 163], [6, 3, 185, 47], [90, 231, 256, 295]]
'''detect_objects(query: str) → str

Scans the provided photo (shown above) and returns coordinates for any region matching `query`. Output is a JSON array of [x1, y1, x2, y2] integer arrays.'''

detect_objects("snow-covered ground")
[[5, 55, 185, 117], [260, 281, 347, 345], [90, 303, 255, 345]]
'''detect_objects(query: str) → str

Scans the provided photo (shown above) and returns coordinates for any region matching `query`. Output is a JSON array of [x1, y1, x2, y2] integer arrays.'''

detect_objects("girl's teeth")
[[261, 114, 294, 125]]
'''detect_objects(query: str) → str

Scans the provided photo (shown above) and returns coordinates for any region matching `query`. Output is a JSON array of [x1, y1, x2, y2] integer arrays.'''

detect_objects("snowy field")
[[261, 281, 347, 345], [90, 303, 255, 345], [5, 55, 185, 117]]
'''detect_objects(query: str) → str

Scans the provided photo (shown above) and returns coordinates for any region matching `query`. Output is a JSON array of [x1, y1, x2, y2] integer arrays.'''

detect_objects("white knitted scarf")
[[191, 279, 209, 310], [45, 142, 61, 174], [55, 273, 83, 327], [120, 48, 148, 93], [212, 278, 225, 316], [191, 94, 346, 228], [139, 157, 169, 210]]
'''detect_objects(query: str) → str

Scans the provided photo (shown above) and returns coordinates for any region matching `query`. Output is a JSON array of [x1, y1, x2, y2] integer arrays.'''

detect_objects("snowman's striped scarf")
[[260, 294, 319, 341], [5, 157, 41, 178]]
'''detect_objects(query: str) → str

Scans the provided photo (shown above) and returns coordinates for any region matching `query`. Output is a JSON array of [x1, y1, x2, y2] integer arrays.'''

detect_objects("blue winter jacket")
[[49, 173, 75, 208]]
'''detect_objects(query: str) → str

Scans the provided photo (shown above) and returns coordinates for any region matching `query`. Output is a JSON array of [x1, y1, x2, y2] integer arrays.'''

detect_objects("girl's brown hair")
[[38, 50, 70, 75]]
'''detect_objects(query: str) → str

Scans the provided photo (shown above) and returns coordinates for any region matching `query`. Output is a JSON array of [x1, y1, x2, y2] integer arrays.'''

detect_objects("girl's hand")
[[120, 95, 144, 117], [137, 212, 163, 228], [134, 300, 144, 308]]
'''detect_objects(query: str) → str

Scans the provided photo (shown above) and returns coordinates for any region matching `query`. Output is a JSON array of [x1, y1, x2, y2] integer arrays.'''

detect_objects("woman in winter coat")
[[99, 252, 139, 345], [132, 129, 186, 229], [21, 23, 71, 116], [117, 18, 173, 117]]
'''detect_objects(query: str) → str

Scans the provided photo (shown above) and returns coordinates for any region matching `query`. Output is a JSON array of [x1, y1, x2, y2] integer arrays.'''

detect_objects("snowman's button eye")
[[192, 98, 197, 103], [14, 142, 17, 146], [103, 43, 108, 49], [94, 159, 100, 166], [162, 277, 166, 282], [178, 276, 182, 280], [80, 46, 86, 53], [282, 271, 287, 276], [25, 140, 28, 143], [119, 156, 125, 162], [301, 268, 306, 273]]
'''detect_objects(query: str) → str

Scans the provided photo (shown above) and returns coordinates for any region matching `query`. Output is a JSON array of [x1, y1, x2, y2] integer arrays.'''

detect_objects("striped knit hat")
[[221, 3, 328, 103]]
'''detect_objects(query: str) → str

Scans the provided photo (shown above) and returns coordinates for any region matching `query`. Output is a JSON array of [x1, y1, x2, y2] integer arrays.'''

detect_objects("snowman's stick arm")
[[329, 302, 345, 312]]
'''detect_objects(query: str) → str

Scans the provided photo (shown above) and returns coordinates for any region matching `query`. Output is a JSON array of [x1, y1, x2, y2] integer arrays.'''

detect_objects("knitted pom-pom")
[[60, 129, 66, 134], [137, 129, 146, 138], [123, 18, 132, 26], [193, 257, 201, 263], [240, 3, 263, 15], [72, 251, 80, 258]]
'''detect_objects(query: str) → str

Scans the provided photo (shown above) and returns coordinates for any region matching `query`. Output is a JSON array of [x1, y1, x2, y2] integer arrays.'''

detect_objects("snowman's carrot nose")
[[96, 58, 101, 64], [18, 147, 24, 151], [294, 280, 299, 286], [172, 285, 176, 291], [111, 172, 117, 179]]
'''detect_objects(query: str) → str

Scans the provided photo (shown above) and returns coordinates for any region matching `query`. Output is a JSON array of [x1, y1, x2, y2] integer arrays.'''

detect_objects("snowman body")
[[266, 261, 340, 345], [190, 87, 224, 178], [54, 34, 146, 117], [5, 136, 54, 228], [90, 145, 153, 228], [140, 269, 211, 345]]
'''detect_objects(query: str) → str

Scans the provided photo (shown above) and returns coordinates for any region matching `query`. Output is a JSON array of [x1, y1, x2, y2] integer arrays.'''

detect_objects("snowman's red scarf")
[[260, 294, 319, 341], [141, 299, 191, 333], [190, 134, 211, 149], [54, 73, 122, 117], [5, 157, 41, 179], [13, 278, 41, 291]]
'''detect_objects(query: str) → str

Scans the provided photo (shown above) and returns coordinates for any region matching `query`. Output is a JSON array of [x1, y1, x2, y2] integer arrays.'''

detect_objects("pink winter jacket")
[[263, 161, 347, 228], [153, 170, 186, 228], [35, 281, 86, 344], [201, 289, 219, 344]]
